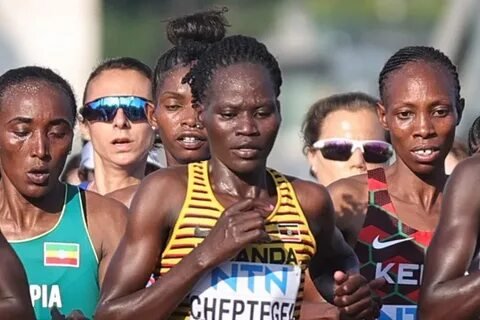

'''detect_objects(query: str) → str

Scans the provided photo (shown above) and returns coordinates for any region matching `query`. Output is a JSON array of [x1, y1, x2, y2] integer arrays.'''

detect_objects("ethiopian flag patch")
[[44, 242, 80, 267]]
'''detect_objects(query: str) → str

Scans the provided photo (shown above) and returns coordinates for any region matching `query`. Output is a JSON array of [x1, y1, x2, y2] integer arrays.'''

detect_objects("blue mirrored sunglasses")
[[81, 96, 151, 122]]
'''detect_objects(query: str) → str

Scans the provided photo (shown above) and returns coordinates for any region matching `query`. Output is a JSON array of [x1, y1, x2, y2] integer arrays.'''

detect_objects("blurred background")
[[1, 0, 479, 179]]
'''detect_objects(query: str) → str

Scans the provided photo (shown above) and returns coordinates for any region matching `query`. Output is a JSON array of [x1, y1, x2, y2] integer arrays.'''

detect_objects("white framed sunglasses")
[[312, 138, 393, 163]]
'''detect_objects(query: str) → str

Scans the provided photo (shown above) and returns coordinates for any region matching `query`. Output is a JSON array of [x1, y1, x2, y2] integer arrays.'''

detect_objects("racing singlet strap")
[[355, 168, 433, 320], [159, 160, 316, 320], [10, 184, 99, 320]]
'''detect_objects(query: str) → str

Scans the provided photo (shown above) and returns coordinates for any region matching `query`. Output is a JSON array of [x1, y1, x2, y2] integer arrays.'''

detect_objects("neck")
[[208, 157, 270, 199], [91, 154, 146, 195], [165, 151, 180, 167], [0, 178, 65, 231], [387, 159, 448, 211]]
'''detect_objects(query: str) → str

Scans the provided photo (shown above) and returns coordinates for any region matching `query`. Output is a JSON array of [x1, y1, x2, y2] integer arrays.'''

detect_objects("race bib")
[[189, 261, 301, 320], [380, 305, 417, 320]]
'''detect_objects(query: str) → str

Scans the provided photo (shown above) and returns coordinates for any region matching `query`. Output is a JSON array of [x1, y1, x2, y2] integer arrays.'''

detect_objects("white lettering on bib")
[[29, 284, 62, 308], [380, 305, 417, 320], [189, 261, 301, 320]]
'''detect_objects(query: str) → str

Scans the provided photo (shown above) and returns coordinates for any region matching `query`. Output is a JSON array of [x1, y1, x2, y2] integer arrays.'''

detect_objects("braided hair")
[[378, 46, 461, 108], [0, 66, 77, 120], [468, 116, 480, 155], [153, 8, 229, 99], [184, 35, 282, 105]]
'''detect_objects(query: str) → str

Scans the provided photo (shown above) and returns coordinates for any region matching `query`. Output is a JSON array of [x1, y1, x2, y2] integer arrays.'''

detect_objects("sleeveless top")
[[159, 161, 316, 320], [10, 184, 99, 320], [354, 168, 433, 320]]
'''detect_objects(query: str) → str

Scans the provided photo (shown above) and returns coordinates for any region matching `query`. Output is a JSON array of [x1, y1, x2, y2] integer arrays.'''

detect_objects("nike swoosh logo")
[[372, 235, 414, 249]]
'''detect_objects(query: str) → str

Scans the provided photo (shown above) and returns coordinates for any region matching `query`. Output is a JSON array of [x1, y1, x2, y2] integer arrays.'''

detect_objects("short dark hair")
[[152, 8, 229, 100], [378, 46, 461, 108], [468, 116, 480, 155], [0, 66, 77, 120], [184, 34, 282, 105], [301, 92, 385, 154], [83, 57, 152, 104]]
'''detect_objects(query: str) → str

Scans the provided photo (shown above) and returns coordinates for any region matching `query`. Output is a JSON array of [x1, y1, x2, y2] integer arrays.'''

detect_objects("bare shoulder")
[[285, 175, 331, 220], [0, 231, 18, 266], [449, 154, 480, 184], [326, 173, 368, 245], [132, 165, 188, 204], [129, 165, 189, 226], [105, 185, 140, 208], [327, 174, 368, 213], [85, 190, 129, 223], [442, 155, 480, 216]]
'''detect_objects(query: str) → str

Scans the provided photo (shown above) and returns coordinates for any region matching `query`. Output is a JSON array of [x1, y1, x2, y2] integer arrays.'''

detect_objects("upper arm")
[[105, 186, 138, 208], [293, 180, 357, 299], [300, 181, 355, 260], [294, 180, 335, 246], [423, 159, 480, 291], [327, 176, 368, 247], [293, 180, 355, 264], [0, 232, 35, 319], [0, 233, 29, 296], [99, 169, 186, 301], [86, 193, 128, 285]]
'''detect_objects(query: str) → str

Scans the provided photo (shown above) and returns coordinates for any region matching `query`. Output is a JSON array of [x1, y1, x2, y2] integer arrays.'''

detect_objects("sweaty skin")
[[0, 230, 35, 319], [82, 68, 154, 196], [107, 66, 210, 208], [147, 65, 210, 166], [419, 155, 480, 319], [0, 80, 128, 319], [328, 61, 461, 247], [307, 108, 387, 186], [326, 61, 462, 320], [105, 184, 138, 208], [96, 62, 379, 320]]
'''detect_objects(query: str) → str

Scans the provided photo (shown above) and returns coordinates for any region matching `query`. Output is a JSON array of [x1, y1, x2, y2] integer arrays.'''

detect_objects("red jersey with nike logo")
[[354, 168, 433, 320]]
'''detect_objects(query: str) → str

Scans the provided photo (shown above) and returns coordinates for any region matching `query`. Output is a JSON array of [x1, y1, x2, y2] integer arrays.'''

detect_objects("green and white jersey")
[[10, 184, 99, 320]]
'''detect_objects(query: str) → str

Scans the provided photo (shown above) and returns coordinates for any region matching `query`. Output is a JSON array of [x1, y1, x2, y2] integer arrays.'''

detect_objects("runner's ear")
[[376, 102, 389, 132]]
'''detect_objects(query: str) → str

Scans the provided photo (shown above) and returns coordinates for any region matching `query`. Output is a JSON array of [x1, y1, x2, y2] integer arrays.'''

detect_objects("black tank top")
[[354, 168, 433, 320]]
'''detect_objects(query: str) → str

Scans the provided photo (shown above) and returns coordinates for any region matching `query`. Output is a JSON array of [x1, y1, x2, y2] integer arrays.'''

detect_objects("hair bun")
[[166, 8, 229, 46]]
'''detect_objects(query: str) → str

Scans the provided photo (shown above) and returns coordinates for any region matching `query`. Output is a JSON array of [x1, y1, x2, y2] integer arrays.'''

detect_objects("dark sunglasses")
[[80, 96, 151, 122], [312, 138, 393, 163]]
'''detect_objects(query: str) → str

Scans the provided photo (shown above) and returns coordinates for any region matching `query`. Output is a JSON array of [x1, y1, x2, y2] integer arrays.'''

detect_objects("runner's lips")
[[176, 131, 207, 150], [176, 131, 207, 141], [111, 138, 133, 144], [231, 144, 262, 159], [232, 141, 262, 150], [410, 145, 441, 163], [28, 167, 49, 174], [26, 167, 50, 185], [410, 145, 440, 152]]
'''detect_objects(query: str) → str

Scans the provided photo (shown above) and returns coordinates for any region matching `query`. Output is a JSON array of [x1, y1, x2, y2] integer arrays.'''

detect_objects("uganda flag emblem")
[[277, 223, 301, 242], [44, 242, 80, 267]]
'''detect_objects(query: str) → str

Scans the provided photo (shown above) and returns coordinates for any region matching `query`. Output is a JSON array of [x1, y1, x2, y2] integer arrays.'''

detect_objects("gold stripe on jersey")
[[159, 160, 316, 319]]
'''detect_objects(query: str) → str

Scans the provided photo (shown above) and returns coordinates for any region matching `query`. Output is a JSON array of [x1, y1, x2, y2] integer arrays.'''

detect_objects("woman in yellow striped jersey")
[[96, 35, 381, 320]]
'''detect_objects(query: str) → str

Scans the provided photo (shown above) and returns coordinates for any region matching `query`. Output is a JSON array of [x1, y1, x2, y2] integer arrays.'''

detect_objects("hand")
[[197, 198, 273, 267], [51, 306, 90, 320], [368, 278, 384, 314], [333, 271, 382, 320]]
